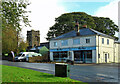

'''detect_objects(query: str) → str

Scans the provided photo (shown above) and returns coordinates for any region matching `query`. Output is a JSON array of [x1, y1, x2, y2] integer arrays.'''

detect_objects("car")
[[14, 52, 38, 62]]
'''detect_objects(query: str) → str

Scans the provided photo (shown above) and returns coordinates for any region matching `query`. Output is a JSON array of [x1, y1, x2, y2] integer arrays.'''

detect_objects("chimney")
[[75, 21, 79, 32], [75, 21, 80, 36], [82, 25, 87, 28]]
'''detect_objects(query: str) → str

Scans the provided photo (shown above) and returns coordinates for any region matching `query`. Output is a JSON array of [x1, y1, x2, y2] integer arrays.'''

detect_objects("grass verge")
[[2, 65, 86, 83]]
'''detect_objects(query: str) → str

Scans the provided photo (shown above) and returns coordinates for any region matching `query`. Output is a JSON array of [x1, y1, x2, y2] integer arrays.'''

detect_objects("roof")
[[51, 28, 114, 40], [40, 42, 49, 49], [114, 41, 120, 44], [30, 47, 36, 50], [30, 46, 48, 50], [30, 46, 43, 50]]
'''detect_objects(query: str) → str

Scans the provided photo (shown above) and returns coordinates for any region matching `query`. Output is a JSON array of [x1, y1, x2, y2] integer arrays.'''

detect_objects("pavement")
[[1, 60, 120, 83]]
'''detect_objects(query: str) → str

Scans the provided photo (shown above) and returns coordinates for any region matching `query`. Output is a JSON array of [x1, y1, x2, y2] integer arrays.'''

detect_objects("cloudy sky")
[[21, 0, 119, 43]]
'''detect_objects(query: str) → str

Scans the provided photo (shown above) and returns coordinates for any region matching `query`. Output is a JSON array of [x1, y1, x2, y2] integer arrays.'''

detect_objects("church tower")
[[27, 30, 40, 48]]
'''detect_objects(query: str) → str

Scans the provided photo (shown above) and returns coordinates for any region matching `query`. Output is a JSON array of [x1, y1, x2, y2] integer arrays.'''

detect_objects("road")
[[1, 60, 119, 83]]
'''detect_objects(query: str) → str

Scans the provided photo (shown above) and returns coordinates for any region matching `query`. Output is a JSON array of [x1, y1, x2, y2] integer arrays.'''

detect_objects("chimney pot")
[[82, 25, 87, 28]]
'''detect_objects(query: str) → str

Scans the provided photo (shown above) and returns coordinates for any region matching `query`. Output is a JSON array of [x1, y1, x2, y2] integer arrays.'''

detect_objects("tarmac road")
[[1, 60, 119, 83]]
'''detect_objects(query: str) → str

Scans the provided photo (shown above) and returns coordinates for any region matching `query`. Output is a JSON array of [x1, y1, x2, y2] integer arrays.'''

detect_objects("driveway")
[[1, 60, 119, 83]]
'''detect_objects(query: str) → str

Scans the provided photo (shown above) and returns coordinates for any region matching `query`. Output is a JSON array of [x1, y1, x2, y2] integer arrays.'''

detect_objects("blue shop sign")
[[50, 47, 96, 52]]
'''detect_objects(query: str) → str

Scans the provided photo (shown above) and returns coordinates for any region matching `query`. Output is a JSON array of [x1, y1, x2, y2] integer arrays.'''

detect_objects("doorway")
[[105, 54, 107, 63]]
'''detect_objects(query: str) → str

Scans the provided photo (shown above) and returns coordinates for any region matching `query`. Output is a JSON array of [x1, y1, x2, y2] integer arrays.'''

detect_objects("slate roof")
[[114, 41, 120, 44], [30, 46, 43, 50], [51, 28, 114, 40]]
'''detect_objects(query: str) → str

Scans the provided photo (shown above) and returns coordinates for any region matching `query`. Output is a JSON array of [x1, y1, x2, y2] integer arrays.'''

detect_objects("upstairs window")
[[107, 39, 109, 45], [102, 38, 104, 44], [61, 40, 68, 46], [73, 38, 80, 45], [86, 39, 90, 43], [54, 42, 57, 47]]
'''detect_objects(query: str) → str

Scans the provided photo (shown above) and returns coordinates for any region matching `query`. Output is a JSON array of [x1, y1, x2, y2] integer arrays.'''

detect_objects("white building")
[[49, 24, 120, 63]]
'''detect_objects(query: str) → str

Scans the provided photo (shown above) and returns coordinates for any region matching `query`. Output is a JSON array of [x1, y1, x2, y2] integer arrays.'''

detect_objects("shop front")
[[74, 50, 92, 63], [50, 47, 95, 63], [53, 51, 68, 62]]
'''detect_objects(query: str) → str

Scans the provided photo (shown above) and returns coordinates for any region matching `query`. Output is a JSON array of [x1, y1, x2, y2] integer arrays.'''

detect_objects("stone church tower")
[[27, 30, 40, 48]]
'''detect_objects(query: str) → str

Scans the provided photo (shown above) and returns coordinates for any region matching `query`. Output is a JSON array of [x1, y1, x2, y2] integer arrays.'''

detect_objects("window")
[[21, 54, 25, 57], [73, 38, 80, 45], [53, 51, 68, 60], [54, 42, 57, 47], [107, 39, 109, 45], [102, 38, 104, 44], [98, 54, 100, 58], [86, 39, 90, 43], [61, 40, 68, 46]]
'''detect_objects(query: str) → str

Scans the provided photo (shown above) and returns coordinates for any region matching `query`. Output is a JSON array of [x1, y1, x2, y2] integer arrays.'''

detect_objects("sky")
[[21, 0, 119, 43]]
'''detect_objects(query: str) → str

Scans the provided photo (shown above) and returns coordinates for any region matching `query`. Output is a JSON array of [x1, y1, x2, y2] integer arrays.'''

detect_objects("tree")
[[2, 26, 18, 53], [93, 17, 118, 37], [47, 12, 119, 40], [2, 0, 31, 31], [2, 0, 31, 54], [18, 40, 28, 52]]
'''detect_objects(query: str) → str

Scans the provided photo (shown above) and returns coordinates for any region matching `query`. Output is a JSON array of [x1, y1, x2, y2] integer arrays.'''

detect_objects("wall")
[[114, 43, 120, 63], [50, 34, 117, 63], [118, 44, 120, 63], [96, 35, 114, 63], [114, 43, 118, 63], [50, 35, 96, 49], [50, 35, 96, 63]]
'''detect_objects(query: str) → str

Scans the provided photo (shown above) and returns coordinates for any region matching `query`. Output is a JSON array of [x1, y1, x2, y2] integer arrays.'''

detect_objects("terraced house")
[[49, 23, 120, 63]]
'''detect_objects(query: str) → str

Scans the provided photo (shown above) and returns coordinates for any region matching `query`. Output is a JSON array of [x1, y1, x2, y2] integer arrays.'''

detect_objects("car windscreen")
[[18, 54, 22, 57], [21, 54, 25, 57]]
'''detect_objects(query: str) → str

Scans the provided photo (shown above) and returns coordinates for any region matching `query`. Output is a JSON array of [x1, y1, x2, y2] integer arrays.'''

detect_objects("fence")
[[28, 54, 49, 63]]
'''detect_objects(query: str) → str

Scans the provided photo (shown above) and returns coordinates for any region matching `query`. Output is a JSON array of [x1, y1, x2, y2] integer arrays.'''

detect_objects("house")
[[49, 23, 119, 63], [114, 42, 120, 63], [40, 42, 49, 49], [29, 46, 49, 61], [30, 46, 49, 54]]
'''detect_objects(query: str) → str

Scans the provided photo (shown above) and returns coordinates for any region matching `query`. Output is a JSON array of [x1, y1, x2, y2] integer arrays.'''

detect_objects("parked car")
[[14, 52, 42, 62], [31, 53, 42, 57]]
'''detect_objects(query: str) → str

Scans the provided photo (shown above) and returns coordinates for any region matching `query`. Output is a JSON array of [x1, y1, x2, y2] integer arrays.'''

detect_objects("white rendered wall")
[[50, 52, 53, 61], [96, 36, 114, 63], [92, 50, 96, 63], [50, 35, 96, 49]]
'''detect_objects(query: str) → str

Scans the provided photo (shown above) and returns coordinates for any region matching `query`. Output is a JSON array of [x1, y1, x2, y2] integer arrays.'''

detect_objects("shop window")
[[53, 51, 67, 59]]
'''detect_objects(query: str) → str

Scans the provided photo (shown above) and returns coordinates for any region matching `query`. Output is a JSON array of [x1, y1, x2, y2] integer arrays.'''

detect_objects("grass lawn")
[[2, 65, 86, 83]]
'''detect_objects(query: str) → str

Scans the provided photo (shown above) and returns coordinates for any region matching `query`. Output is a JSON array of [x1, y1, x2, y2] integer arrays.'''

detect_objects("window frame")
[[61, 40, 68, 46], [102, 38, 104, 44], [107, 39, 109, 45], [86, 38, 90, 44], [73, 38, 80, 45], [54, 42, 58, 47]]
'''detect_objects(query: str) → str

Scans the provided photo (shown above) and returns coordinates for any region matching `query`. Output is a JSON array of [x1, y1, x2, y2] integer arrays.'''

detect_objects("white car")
[[15, 52, 42, 62]]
